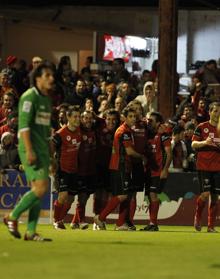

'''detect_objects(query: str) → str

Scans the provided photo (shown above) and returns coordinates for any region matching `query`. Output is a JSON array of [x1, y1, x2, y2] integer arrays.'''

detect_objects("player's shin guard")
[[53, 200, 63, 222], [208, 202, 218, 229], [60, 203, 71, 221], [149, 200, 160, 225], [195, 196, 206, 220], [72, 202, 86, 223], [129, 197, 137, 224], [99, 196, 120, 221], [116, 199, 129, 227]]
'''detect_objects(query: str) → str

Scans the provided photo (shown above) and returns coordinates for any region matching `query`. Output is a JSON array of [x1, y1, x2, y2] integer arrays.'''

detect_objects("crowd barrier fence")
[[0, 170, 219, 226]]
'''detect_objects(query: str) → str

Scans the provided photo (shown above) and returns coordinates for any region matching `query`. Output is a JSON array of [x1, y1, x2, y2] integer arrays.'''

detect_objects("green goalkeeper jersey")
[[18, 87, 52, 161]]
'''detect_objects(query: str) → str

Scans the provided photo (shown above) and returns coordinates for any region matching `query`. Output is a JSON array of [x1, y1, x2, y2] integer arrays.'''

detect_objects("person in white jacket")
[[135, 81, 158, 115]]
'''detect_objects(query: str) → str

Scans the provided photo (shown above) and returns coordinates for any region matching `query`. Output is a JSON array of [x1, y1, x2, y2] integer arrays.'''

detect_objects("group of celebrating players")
[[52, 100, 172, 232], [3, 63, 220, 242]]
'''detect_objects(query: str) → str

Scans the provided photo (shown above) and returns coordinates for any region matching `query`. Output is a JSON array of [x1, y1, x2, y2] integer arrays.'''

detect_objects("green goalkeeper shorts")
[[18, 151, 50, 182]]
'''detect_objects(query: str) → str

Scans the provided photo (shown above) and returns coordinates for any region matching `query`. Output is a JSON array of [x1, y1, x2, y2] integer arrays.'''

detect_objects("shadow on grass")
[[73, 240, 155, 246], [101, 228, 196, 233], [209, 264, 220, 269], [157, 230, 198, 233]]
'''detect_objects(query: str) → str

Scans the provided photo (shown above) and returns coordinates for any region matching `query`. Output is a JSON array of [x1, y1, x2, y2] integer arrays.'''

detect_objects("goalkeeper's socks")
[[10, 191, 40, 220], [27, 199, 41, 235]]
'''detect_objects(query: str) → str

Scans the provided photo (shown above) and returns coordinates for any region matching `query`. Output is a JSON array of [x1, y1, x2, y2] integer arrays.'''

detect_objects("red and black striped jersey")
[[149, 133, 171, 177], [109, 122, 134, 172], [96, 119, 115, 168], [192, 121, 220, 171], [78, 128, 97, 176], [131, 120, 150, 154], [53, 125, 82, 173]]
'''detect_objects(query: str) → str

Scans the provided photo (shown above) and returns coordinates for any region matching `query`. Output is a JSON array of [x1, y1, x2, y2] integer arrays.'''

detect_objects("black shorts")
[[131, 160, 145, 192], [58, 171, 78, 195], [77, 175, 97, 194], [110, 170, 132, 196], [145, 176, 167, 194], [96, 165, 111, 192], [197, 170, 220, 194]]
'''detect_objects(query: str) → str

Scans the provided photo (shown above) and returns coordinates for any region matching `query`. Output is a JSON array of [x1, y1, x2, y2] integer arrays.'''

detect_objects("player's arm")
[[126, 146, 146, 161], [160, 134, 172, 179], [192, 138, 213, 149], [191, 126, 213, 150], [49, 131, 58, 175], [122, 132, 146, 163], [19, 96, 36, 165], [20, 130, 36, 165], [160, 145, 172, 179]]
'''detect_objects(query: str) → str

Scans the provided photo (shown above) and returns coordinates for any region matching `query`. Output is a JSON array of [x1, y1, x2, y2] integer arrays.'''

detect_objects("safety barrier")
[[0, 170, 219, 226]]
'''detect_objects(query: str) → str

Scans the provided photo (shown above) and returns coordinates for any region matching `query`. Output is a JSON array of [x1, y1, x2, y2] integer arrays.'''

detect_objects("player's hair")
[[172, 125, 185, 135], [149, 111, 164, 124], [32, 63, 54, 87], [128, 99, 142, 107], [209, 101, 220, 112], [127, 100, 144, 116], [103, 109, 120, 125], [66, 105, 81, 117], [122, 106, 136, 117]]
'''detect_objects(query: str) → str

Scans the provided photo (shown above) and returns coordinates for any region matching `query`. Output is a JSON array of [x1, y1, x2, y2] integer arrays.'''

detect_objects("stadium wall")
[[1, 170, 219, 226]]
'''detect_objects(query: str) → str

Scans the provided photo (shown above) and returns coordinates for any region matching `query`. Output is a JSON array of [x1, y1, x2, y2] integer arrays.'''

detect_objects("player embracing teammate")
[[53, 105, 82, 229], [93, 109, 120, 229], [141, 112, 172, 231], [94, 106, 148, 229], [192, 102, 220, 233]]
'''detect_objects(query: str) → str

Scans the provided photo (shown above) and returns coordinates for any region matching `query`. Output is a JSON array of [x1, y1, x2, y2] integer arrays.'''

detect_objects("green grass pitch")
[[1, 224, 220, 279]]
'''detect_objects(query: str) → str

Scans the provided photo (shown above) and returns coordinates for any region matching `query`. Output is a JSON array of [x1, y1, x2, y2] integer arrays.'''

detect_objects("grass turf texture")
[[1, 224, 220, 279]]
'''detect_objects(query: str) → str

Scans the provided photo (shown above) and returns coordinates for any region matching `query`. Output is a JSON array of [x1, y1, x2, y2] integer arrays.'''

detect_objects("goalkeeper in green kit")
[[4, 63, 56, 241]]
